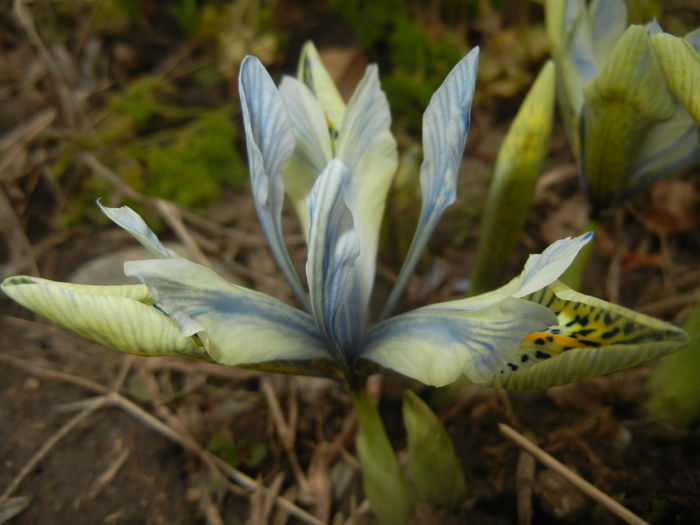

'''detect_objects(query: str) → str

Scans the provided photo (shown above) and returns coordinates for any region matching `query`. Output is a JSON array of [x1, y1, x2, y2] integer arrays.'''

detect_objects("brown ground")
[[2, 2, 700, 524]]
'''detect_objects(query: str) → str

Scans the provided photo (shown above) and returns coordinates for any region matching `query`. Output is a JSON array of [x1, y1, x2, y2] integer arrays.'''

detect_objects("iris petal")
[[279, 76, 334, 234], [427, 233, 594, 313], [382, 47, 479, 318], [239, 55, 309, 308], [306, 160, 363, 364], [362, 296, 556, 386], [296, 41, 347, 133], [1, 276, 204, 358], [124, 258, 328, 367], [487, 281, 690, 388], [98, 202, 177, 259], [336, 64, 398, 314]]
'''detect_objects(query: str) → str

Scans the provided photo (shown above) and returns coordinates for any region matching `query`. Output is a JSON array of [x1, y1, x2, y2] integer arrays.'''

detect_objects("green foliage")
[[403, 390, 466, 509], [351, 389, 414, 525], [168, 0, 200, 36], [111, 0, 141, 17], [145, 110, 247, 207], [107, 76, 174, 129], [60, 71, 246, 226], [327, 0, 466, 127], [207, 432, 267, 468], [647, 300, 700, 423], [469, 61, 556, 295]]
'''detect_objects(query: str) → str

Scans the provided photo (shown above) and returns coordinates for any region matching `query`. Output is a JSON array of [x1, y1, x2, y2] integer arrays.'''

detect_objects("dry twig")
[[0, 354, 325, 525], [499, 423, 649, 525]]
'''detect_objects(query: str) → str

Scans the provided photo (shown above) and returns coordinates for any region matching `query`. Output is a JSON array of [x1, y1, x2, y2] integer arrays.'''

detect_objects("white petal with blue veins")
[[239, 55, 309, 308], [362, 297, 556, 386], [125, 258, 328, 366], [306, 160, 363, 362], [382, 48, 479, 318]]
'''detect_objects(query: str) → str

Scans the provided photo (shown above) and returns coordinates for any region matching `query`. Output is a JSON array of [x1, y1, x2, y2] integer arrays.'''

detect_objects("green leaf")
[[402, 390, 466, 508], [647, 299, 700, 423], [469, 60, 556, 295], [351, 389, 413, 525]]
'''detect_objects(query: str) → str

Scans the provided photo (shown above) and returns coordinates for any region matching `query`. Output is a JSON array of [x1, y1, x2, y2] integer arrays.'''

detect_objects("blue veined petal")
[[624, 109, 700, 199], [336, 64, 398, 316], [278, 75, 334, 235], [98, 202, 177, 259], [239, 55, 309, 309], [589, 0, 627, 62], [306, 159, 363, 365], [381, 48, 479, 319], [0, 276, 206, 359], [513, 232, 593, 297], [361, 297, 557, 387], [124, 258, 328, 367], [423, 233, 594, 313]]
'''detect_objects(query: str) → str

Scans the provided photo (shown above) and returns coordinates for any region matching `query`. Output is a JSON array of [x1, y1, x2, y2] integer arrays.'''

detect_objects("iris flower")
[[546, 0, 700, 216], [1, 43, 687, 390]]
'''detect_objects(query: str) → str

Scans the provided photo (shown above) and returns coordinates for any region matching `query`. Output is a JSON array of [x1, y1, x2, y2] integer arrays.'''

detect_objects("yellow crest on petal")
[[489, 281, 689, 389]]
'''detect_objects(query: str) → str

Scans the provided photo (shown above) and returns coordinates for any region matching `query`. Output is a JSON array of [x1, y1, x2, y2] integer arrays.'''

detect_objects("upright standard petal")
[[336, 64, 398, 314], [296, 41, 347, 135], [487, 282, 689, 389], [382, 48, 479, 318], [1, 276, 205, 358], [305, 160, 363, 365], [124, 258, 329, 368], [361, 297, 556, 387], [279, 76, 334, 235], [239, 55, 309, 308], [98, 202, 178, 259]]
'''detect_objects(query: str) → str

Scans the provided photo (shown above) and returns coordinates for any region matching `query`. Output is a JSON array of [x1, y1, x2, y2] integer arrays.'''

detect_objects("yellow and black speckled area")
[[497, 284, 683, 376]]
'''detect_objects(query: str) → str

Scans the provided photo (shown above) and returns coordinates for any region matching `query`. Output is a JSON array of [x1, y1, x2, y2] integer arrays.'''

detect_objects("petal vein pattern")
[[337, 65, 398, 313], [306, 160, 363, 364], [362, 297, 557, 386], [125, 258, 328, 366], [239, 56, 309, 308], [382, 48, 480, 318]]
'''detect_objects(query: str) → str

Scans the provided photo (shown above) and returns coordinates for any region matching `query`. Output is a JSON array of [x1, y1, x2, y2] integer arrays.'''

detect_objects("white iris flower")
[[1, 43, 687, 389]]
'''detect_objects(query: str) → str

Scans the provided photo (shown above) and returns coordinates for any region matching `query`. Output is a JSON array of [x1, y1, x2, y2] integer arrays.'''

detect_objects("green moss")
[[327, 0, 466, 127], [107, 76, 173, 129], [144, 110, 246, 207]]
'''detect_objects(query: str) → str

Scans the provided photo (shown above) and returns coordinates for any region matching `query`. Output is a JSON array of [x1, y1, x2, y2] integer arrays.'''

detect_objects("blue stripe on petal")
[[514, 232, 593, 297], [239, 56, 309, 309], [362, 296, 556, 386], [382, 48, 479, 319], [98, 201, 177, 259], [124, 258, 328, 366], [306, 159, 363, 364], [337, 65, 399, 316]]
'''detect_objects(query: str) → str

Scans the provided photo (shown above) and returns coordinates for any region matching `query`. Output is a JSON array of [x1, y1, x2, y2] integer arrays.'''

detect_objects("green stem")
[[559, 218, 599, 290], [350, 388, 413, 525], [647, 300, 700, 423]]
